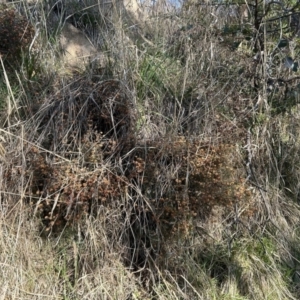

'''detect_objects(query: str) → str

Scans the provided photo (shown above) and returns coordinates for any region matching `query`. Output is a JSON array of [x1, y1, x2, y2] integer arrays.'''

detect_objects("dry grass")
[[0, 0, 300, 299]]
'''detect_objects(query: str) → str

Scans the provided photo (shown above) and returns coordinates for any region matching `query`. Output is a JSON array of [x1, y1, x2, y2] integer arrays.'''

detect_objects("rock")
[[59, 21, 97, 69]]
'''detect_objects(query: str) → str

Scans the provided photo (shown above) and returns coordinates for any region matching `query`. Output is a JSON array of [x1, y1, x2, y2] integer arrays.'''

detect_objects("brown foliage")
[[28, 147, 127, 231], [0, 4, 34, 57], [129, 138, 251, 236]]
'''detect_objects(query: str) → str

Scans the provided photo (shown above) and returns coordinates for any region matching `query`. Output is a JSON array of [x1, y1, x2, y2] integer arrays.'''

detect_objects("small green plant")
[[135, 51, 180, 102], [21, 51, 42, 81]]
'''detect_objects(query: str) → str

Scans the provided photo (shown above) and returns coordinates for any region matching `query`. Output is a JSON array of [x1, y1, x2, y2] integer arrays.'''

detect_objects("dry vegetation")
[[1, 0, 300, 299]]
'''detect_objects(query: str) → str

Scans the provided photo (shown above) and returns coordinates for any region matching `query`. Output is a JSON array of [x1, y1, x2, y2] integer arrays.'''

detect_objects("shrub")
[[129, 138, 252, 236], [0, 4, 34, 59]]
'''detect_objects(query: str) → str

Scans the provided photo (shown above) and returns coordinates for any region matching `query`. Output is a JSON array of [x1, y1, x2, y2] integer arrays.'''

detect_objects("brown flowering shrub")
[[0, 4, 34, 58], [26, 144, 126, 232], [18, 123, 129, 232], [129, 138, 252, 237]]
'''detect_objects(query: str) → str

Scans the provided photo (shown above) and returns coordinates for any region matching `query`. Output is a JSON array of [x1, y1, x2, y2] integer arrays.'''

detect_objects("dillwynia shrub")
[[0, 4, 34, 58]]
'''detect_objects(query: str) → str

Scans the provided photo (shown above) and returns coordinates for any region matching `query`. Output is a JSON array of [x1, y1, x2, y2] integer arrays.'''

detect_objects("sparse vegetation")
[[1, 0, 300, 299]]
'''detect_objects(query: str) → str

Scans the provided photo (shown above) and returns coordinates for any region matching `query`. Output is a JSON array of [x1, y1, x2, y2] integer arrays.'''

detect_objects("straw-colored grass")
[[1, 0, 300, 299]]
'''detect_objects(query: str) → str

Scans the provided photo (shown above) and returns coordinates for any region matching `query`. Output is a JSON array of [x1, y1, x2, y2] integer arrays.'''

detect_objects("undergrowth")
[[0, 0, 300, 299]]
